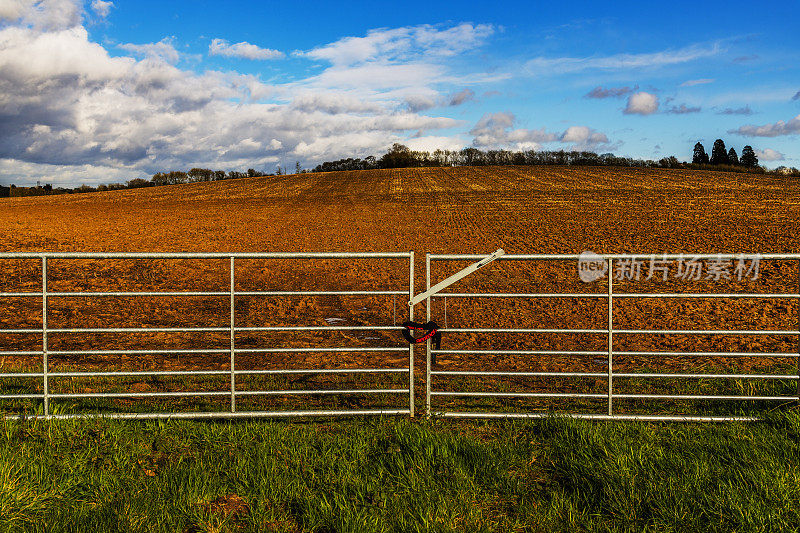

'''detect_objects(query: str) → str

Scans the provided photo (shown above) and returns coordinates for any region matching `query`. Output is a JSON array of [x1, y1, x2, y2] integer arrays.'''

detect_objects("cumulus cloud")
[[0, 0, 27, 20], [525, 42, 721, 75], [0, 157, 147, 188], [469, 112, 611, 151], [755, 148, 785, 161], [0, 11, 469, 185], [559, 125, 609, 149], [666, 104, 701, 114], [624, 92, 659, 115], [90, 0, 112, 18], [680, 78, 714, 87], [731, 114, 800, 137], [404, 135, 466, 153], [585, 85, 637, 99], [5, 0, 82, 30], [118, 38, 179, 63], [209, 38, 284, 60], [469, 112, 555, 150], [291, 92, 383, 114], [717, 106, 754, 115]]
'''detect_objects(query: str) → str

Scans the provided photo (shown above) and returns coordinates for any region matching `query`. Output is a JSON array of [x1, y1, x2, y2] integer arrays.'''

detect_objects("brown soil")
[[0, 166, 798, 413]]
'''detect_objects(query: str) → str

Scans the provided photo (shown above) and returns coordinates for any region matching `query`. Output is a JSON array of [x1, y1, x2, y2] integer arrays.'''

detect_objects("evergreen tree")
[[727, 147, 739, 165], [740, 145, 759, 168], [710, 139, 729, 165], [692, 142, 709, 164]]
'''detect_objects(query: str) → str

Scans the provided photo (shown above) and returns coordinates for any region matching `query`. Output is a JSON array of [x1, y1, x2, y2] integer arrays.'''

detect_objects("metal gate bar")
[[425, 253, 800, 421], [0, 252, 414, 419]]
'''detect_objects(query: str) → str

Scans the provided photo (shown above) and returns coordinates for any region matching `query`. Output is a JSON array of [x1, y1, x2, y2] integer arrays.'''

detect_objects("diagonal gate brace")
[[409, 249, 505, 307]]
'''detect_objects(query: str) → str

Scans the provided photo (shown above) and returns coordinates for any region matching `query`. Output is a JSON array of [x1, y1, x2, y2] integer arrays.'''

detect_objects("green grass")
[[1, 411, 799, 532]]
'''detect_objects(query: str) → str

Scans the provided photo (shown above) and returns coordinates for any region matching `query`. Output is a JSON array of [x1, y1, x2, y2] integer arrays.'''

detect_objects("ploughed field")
[[0, 166, 798, 416]]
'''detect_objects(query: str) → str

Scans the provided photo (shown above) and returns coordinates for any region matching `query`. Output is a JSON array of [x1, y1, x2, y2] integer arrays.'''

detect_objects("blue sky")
[[1, 0, 798, 186]]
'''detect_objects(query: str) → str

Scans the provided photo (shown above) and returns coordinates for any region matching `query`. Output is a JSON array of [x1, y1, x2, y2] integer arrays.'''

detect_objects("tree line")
[[1, 142, 797, 198], [692, 139, 758, 167], [312, 143, 800, 176], [0, 167, 289, 198], [312, 144, 690, 173]]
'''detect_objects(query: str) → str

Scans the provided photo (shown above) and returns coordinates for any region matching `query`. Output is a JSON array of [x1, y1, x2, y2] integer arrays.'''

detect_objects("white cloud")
[[291, 92, 383, 115], [301, 23, 494, 66], [118, 37, 180, 63], [0, 157, 143, 187], [90, 0, 112, 18], [469, 112, 611, 152], [680, 78, 714, 87], [0, 14, 469, 185], [624, 92, 659, 115], [755, 148, 785, 161], [285, 24, 498, 111], [209, 38, 284, 60], [560, 126, 609, 148], [0, 0, 26, 20], [525, 42, 721, 75], [731, 114, 800, 137], [4, 7, 624, 187], [11, 0, 82, 30], [470, 111, 551, 149], [404, 135, 466, 153]]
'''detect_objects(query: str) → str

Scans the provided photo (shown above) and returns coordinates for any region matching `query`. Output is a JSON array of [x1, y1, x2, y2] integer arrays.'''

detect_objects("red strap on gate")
[[401, 321, 441, 349]]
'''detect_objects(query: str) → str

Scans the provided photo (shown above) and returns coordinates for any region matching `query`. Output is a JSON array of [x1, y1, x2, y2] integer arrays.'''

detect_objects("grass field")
[[2, 413, 799, 532]]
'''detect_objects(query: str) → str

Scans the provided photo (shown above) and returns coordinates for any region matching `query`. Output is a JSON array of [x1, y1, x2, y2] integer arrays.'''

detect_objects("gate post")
[[607, 258, 613, 417], [230, 256, 236, 413], [426, 253, 431, 417], [408, 251, 414, 417], [42, 255, 49, 417]]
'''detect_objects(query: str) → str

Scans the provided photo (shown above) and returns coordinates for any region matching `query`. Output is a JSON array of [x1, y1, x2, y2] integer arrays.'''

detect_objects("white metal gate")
[[3, 251, 798, 421], [0, 252, 415, 419], [423, 253, 800, 421]]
